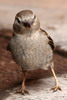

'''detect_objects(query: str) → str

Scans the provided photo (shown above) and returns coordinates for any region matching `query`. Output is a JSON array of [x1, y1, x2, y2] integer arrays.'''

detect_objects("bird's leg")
[[21, 71, 29, 95], [50, 62, 62, 92], [16, 71, 29, 95]]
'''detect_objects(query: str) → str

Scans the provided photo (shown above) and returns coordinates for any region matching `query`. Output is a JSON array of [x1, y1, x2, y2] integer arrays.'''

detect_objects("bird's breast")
[[10, 33, 53, 70]]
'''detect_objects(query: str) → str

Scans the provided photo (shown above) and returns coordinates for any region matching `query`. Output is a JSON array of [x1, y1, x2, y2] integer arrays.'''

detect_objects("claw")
[[24, 88, 29, 94], [16, 88, 29, 95], [51, 85, 62, 92]]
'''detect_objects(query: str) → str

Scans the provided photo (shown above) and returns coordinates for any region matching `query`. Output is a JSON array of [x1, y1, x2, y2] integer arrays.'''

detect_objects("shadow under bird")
[[7, 10, 61, 95]]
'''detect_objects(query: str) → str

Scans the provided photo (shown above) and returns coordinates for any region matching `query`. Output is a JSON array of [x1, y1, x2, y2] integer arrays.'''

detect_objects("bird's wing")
[[40, 28, 55, 50]]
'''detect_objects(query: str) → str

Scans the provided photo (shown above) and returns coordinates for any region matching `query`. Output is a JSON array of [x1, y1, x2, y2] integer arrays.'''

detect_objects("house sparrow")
[[7, 10, 61, 95]]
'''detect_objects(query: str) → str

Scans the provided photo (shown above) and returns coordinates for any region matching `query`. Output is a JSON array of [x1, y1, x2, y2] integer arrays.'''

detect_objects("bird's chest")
[[10, 33, 48, 55], [10, 33, 52, 70]]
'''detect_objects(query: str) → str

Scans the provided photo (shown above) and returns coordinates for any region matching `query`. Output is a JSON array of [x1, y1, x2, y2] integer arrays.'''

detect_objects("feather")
[[40, 28, 54, 50]]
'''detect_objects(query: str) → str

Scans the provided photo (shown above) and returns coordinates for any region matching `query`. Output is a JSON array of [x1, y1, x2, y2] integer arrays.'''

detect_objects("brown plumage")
[[7, 10, 61, 95]]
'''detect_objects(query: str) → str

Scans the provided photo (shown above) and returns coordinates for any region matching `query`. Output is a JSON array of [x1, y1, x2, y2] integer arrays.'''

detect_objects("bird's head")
[[13, 10, 40, 34]]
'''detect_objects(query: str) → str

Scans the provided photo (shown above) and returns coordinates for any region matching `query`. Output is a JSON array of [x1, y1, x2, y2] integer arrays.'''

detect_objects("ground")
[[0, 75, 67, 100]]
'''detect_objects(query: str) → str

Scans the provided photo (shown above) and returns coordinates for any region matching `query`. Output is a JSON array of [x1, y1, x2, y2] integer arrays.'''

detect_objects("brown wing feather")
[[40, 28, 55, 50]]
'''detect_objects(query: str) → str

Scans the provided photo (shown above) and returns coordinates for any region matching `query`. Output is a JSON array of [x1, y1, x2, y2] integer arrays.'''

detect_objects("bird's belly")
[[10, 35, 53, 70]]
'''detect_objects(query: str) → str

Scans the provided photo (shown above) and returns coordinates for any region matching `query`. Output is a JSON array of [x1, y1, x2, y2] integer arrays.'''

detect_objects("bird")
[[7, 10, 61, 95]]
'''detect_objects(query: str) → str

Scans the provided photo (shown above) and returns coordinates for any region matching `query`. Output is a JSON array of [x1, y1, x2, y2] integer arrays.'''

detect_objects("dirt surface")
[[0, 0, 67, 100], [0, 76, 67, 100]]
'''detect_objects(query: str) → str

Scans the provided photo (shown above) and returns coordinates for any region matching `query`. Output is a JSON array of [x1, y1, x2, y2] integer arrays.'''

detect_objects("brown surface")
[[0, 0, 67, 8], [0, 29, 67, 92]]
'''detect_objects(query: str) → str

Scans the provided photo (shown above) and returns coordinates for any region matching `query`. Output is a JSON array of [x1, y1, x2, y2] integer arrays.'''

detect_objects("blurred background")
[[0, 1, 67, 99], [0, 0, 67, 50]]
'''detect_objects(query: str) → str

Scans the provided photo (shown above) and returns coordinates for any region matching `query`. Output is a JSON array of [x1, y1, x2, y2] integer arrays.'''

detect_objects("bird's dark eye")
[[16, 18, 21, 24]]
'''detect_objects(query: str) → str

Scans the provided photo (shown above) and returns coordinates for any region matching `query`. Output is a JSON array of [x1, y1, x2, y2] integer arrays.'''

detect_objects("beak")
[[23, 21, 32, 28]]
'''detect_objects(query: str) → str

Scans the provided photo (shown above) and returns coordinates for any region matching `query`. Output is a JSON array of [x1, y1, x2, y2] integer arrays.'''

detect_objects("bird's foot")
[[16, 87, 29, 95], [51, 85, 62, 92]]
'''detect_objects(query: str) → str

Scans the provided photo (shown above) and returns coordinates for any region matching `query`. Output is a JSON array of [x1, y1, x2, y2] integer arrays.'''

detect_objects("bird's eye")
[[16, 18, 21, 24]]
